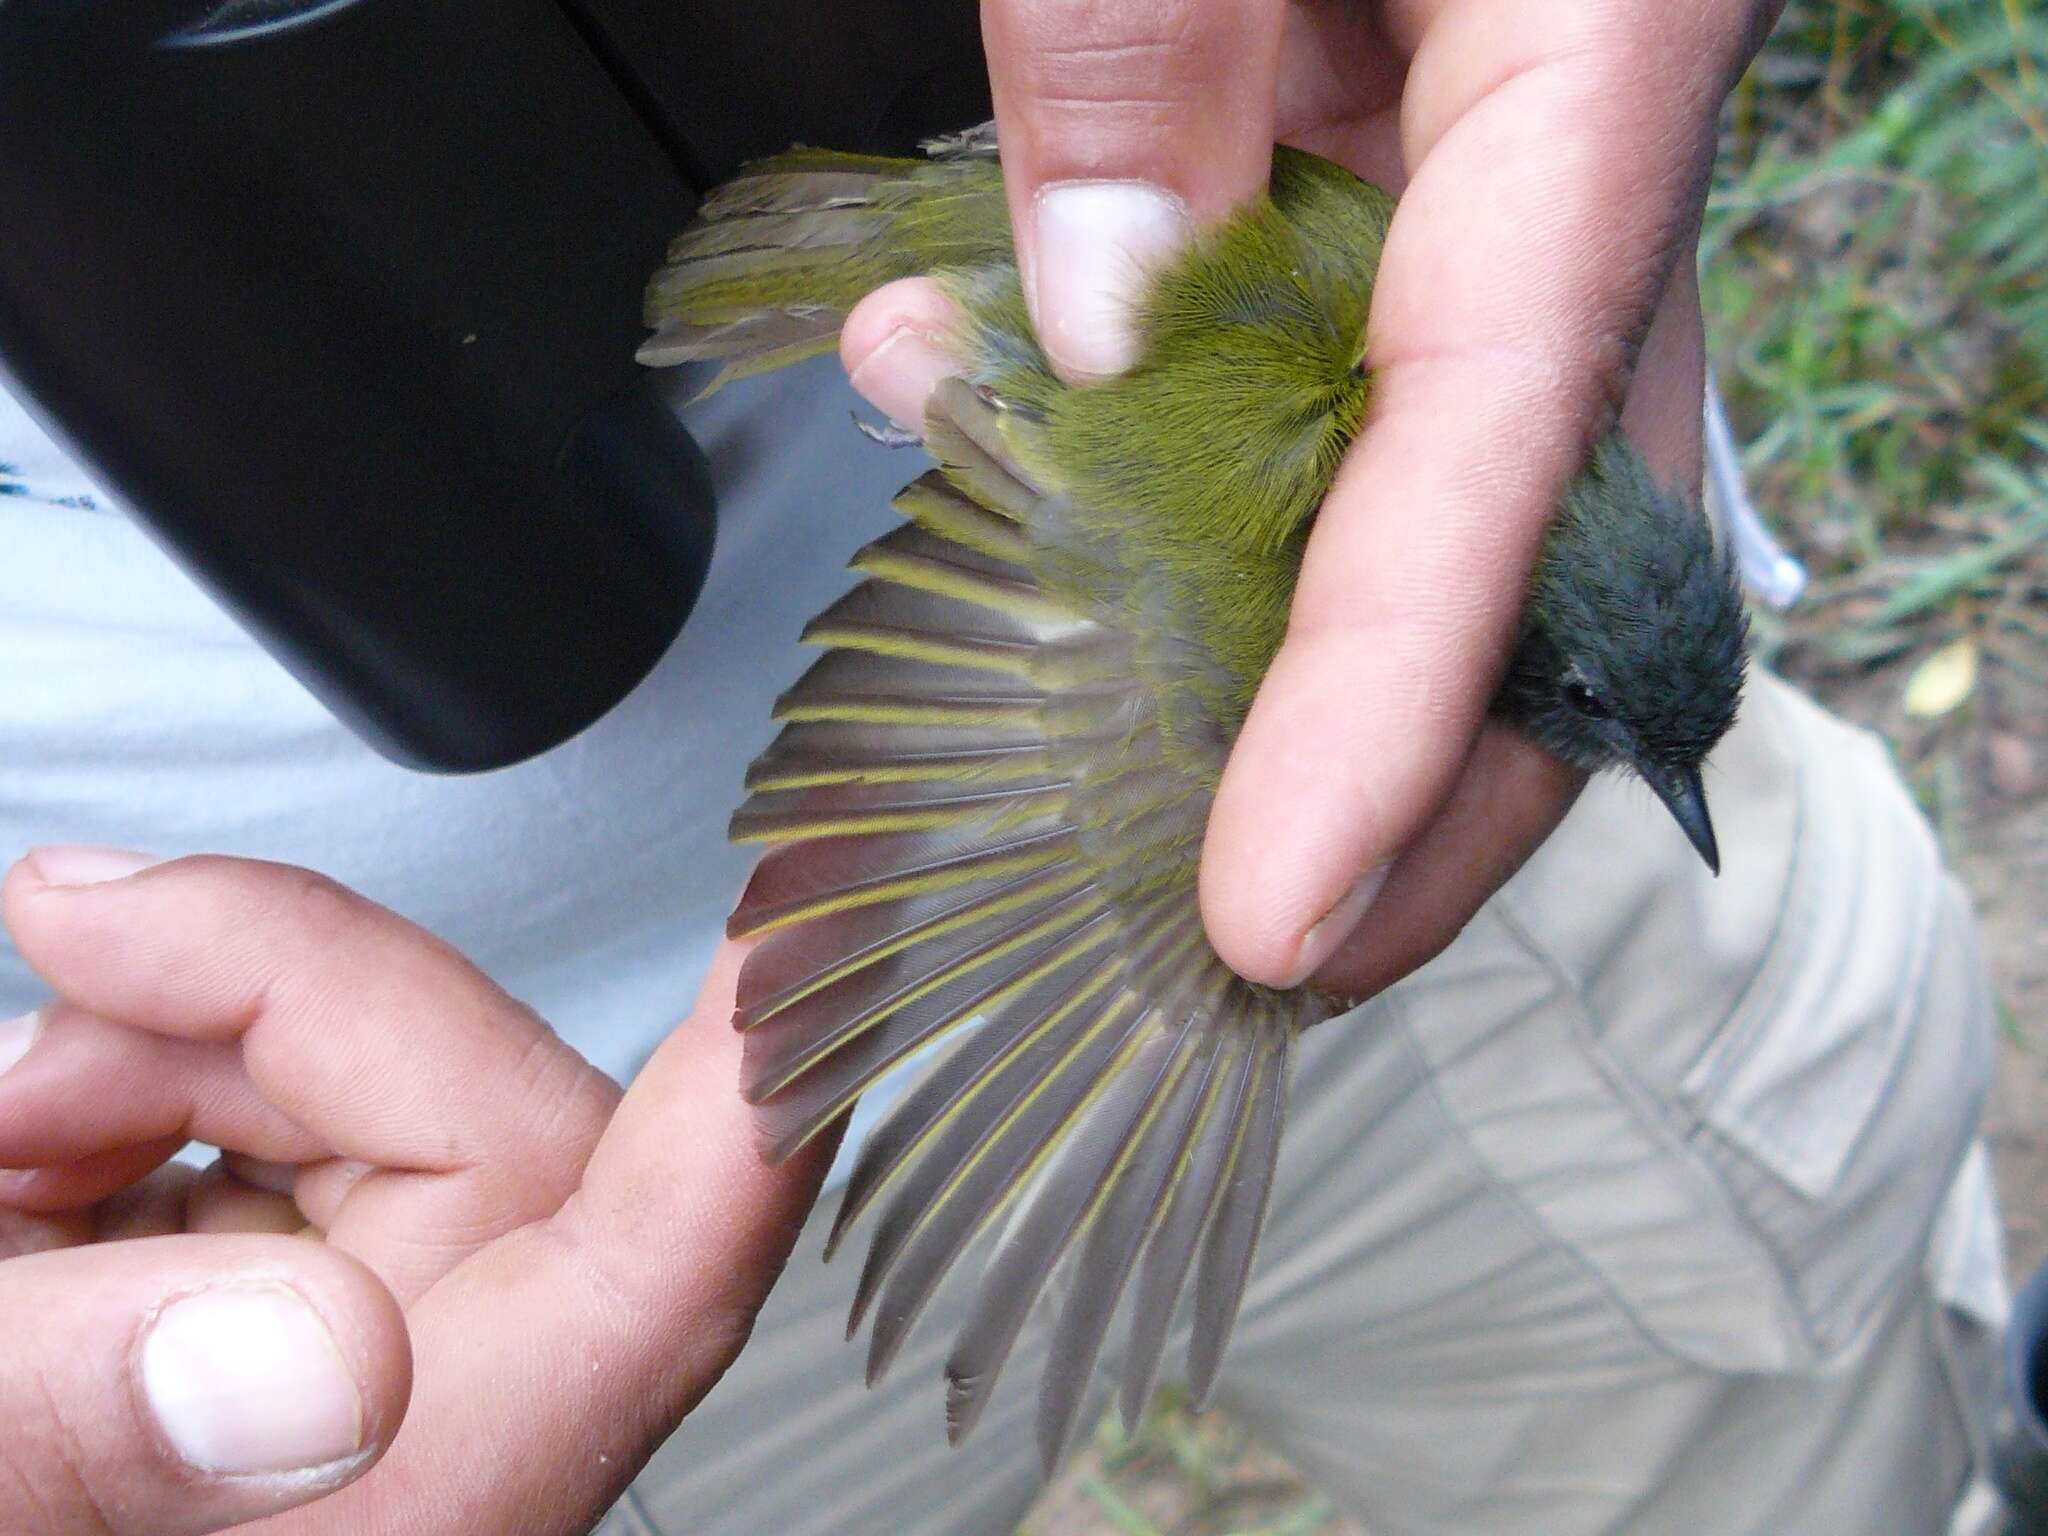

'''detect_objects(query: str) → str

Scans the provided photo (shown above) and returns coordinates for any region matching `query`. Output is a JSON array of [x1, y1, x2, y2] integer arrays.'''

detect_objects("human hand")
[[840, 0, 1779, 997], [0, 848, 826, 1535]]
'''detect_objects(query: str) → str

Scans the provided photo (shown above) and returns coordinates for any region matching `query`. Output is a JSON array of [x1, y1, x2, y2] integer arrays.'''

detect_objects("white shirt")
[[0, 361, 907, 1099]]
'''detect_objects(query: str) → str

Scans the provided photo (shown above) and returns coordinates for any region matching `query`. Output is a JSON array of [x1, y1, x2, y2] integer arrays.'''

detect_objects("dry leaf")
[[1903, 637, 1979, 719]]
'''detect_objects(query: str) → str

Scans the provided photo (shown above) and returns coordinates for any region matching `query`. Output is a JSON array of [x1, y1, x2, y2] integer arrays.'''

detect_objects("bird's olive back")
[[947, 151, 1393, 706], [1026, 151, 1388, 560], [927, 139, 1745, 779]]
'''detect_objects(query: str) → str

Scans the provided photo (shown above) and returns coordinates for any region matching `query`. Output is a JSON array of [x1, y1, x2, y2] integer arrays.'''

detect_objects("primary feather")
[[644, 128, 1745, 1475]]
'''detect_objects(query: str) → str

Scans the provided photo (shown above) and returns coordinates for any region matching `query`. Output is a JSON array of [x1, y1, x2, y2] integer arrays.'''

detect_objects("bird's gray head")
[[1496, 436, 1749, 873]]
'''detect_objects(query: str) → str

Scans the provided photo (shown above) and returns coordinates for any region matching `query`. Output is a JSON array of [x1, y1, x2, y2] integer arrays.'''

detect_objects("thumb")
[[983, 0, 1283, 380], [0, 1233, 409, 1536]]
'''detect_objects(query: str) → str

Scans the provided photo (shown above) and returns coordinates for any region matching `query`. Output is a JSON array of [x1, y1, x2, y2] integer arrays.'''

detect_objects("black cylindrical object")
[[0, 0, 990, 771], [1992, 1261, 2048, 1533], [0, 0, 714, 771]]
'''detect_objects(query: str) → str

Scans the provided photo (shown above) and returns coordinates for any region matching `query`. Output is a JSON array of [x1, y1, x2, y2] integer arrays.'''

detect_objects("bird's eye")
[[1563, 682, 1611, 719]]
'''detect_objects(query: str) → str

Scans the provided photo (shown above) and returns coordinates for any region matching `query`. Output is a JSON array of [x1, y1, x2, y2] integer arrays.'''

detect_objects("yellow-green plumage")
[[642, 127, 1744, 1475]]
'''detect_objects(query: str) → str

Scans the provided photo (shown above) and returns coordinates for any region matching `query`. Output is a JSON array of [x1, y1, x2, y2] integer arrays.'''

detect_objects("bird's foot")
[[854, 415, 924, 450]]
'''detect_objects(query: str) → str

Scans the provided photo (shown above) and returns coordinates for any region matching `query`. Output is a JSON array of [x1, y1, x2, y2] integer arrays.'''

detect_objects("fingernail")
[[1029, 180, 1191, 379], [847, 327, 955, 433], [26, 845, 161, 887], [141, 1285, 365, 1476], [0, 1010, 39, 1078], [1279, 864, 1392, 989]]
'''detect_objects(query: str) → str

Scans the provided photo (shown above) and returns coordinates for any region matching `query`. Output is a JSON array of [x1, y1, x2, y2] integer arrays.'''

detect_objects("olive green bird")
[[640, 126, 1748, 1474]]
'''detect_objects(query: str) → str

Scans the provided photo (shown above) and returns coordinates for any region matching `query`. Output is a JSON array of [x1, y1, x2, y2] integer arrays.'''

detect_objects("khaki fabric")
[[601, 671, 2003, 1536]]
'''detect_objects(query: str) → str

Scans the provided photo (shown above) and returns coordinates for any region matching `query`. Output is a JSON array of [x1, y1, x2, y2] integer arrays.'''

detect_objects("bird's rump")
[[725, 379, 1334, 1472]]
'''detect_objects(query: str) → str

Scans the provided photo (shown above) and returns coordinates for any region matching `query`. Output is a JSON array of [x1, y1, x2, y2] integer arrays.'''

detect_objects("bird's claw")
[[854, 415, 924, 450]]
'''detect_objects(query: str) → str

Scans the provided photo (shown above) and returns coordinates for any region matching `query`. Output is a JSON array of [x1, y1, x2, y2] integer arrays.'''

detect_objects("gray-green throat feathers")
[[642, 129, 1748, 1472]]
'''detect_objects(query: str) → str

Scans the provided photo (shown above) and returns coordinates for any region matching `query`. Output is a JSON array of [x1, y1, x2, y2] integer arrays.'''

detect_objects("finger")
[[0, 1005, 321, 1230], [842, 276, 966, 431], [294, 1159, 376, 1232], [0, 1233, 408, 1536], [0, 1138, 185, 1214], [1307, 274, 1705, 997], [1617, 261, 1707, 482], [96, 1164, 208, 1243], [0, 1006, 316, 1169], [184, 1159, 308, 1236], [1312, 724, 1583, 998], [1202, 0, 1756, 984], [0, 1204, 95, 1258], [0, 1167, 201, 1258], [1273, 2, 1407, 184], [3, 851, 622, 1301], [983, 0, 1285, 379], [280, 939, 836, 1533]]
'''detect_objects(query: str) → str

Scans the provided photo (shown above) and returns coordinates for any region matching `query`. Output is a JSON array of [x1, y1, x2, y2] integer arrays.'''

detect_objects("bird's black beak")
[[1643, 763, 1720, 874]]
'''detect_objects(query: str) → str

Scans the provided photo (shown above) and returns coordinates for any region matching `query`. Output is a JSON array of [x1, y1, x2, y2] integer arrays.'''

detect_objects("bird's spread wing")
[[728, 380, 1336, 1472]]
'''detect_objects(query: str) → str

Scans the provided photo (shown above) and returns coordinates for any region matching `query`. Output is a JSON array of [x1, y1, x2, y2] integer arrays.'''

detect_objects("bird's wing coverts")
[[639, 137, 1010, 389], [728, 380, 1333, 1473], [638, 156, 902, 384]]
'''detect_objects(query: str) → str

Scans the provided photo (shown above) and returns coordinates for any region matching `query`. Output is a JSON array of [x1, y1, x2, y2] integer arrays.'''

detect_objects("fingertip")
[[842, 279, 964, 431], [846, 332, 957, 437], [0, 1234, 410, 1533], [1196, 803, 1332, 989], [0, 1137, 187, 1214], [3, 852, 218, 1014], [132, 1241, 413, 1496], [1028, 179, 1192, 381], [1, 850, 47, 932], [299, 1244, 417, 1457], [4, 849, 171, 961], [844, 277, 957, 352], [24, 844, 164, 887], [1199, 845, 1388, 991], [841, 278, 959, 376], [1204, 719, 1581, 1000], [983, 0, 1282, 381], [1276, 863, 1393, 989], [184, 1158, 309, 1235], [1310, 728, 1584, 999], [1199, 634, 1449, 986]]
